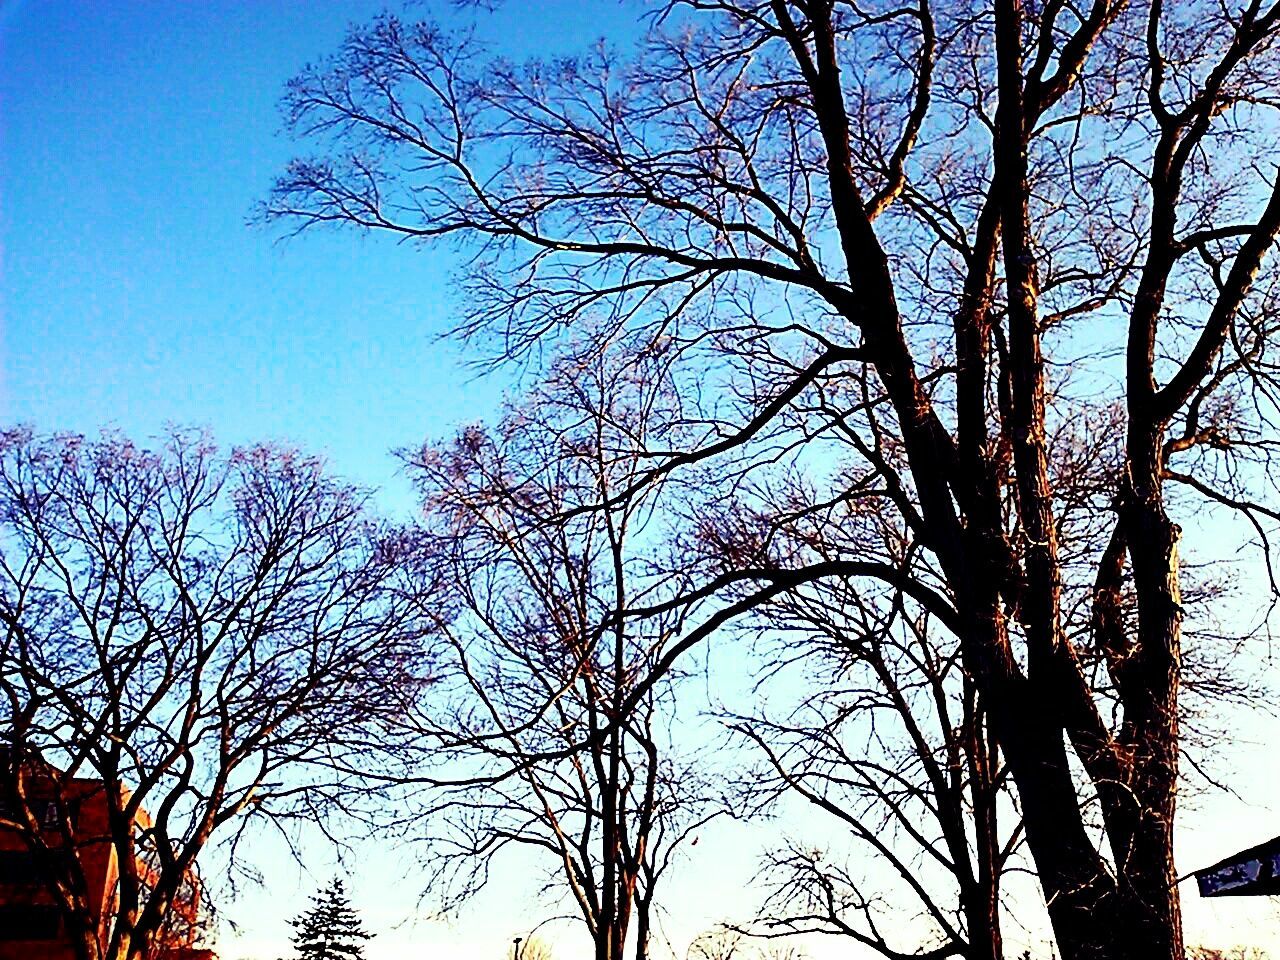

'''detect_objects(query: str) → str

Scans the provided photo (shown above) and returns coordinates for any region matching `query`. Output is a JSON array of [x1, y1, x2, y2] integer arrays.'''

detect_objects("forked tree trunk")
[[1109, 446, 1185, 960], [984, 2, 1185, 956]]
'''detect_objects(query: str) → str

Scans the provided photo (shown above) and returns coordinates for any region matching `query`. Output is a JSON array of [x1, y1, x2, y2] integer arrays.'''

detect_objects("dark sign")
[[1196, 835, 1280, 897]]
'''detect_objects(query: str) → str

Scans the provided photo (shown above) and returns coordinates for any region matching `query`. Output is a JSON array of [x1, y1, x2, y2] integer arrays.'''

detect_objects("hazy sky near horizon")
[[3, 3, 1280, 959]]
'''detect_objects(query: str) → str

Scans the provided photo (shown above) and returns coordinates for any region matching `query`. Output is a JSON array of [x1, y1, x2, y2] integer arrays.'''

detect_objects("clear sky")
[[3, 3, 1280, 959], [1, 0, 595, 513]]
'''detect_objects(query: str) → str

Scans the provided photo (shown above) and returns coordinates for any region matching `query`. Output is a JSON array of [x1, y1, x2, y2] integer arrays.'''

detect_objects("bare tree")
[[732, 610, 1012, 960], [1187, 949, 1271, 960], [688, 928, 808, 960], [0, 429, 430, 960], [706, 386, 1251, 960], [510, 933, 558, 960], [688, 929, 749, 960], [405, 343, 726, 960], [268, 3, 1280, 958]]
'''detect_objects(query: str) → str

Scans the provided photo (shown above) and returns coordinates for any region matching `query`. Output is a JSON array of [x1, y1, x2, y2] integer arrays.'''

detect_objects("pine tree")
[[285, 877, 374, 960]]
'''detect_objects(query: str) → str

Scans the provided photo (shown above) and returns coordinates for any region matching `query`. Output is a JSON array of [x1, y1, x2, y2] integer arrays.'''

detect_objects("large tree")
[[268, 3, 1280, 958], [703, 388, 1246, 960], [0, 429, 430, 960]]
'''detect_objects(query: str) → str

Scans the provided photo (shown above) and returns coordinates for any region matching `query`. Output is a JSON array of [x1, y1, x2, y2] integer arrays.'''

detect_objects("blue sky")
[[4, 3, 1280, 959], [1, 0, 629, 514]]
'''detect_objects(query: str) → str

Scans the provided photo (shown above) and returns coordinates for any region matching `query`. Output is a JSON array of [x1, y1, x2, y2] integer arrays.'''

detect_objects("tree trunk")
[[634, 897, 651, 960], [964, 686, 1003, 960], [1109, 465, 1184, 960]]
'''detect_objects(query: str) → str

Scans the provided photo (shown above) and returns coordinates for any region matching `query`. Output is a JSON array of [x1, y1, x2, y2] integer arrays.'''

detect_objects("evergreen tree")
[[285, 878, 374, 960]]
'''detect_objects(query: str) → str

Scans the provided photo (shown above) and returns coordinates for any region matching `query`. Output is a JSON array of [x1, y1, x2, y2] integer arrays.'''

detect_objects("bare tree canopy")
[[510, 933, 559, 960], [687, 927, 808, 960], [0, 429, 432, 960], [268, 2, 1280, 958], [406, 343, 728, 960], [728, 595, 1014, 960]]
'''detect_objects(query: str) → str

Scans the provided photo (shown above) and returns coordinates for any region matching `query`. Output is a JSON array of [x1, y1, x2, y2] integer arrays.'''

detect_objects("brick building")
[[0, 750, 215, 960]]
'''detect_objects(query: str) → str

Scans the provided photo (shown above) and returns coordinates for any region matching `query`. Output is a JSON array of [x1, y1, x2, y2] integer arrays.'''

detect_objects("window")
[[0, 798, 65, 829], [0, 905, 62, 940], [0, 849, 58, 885]]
